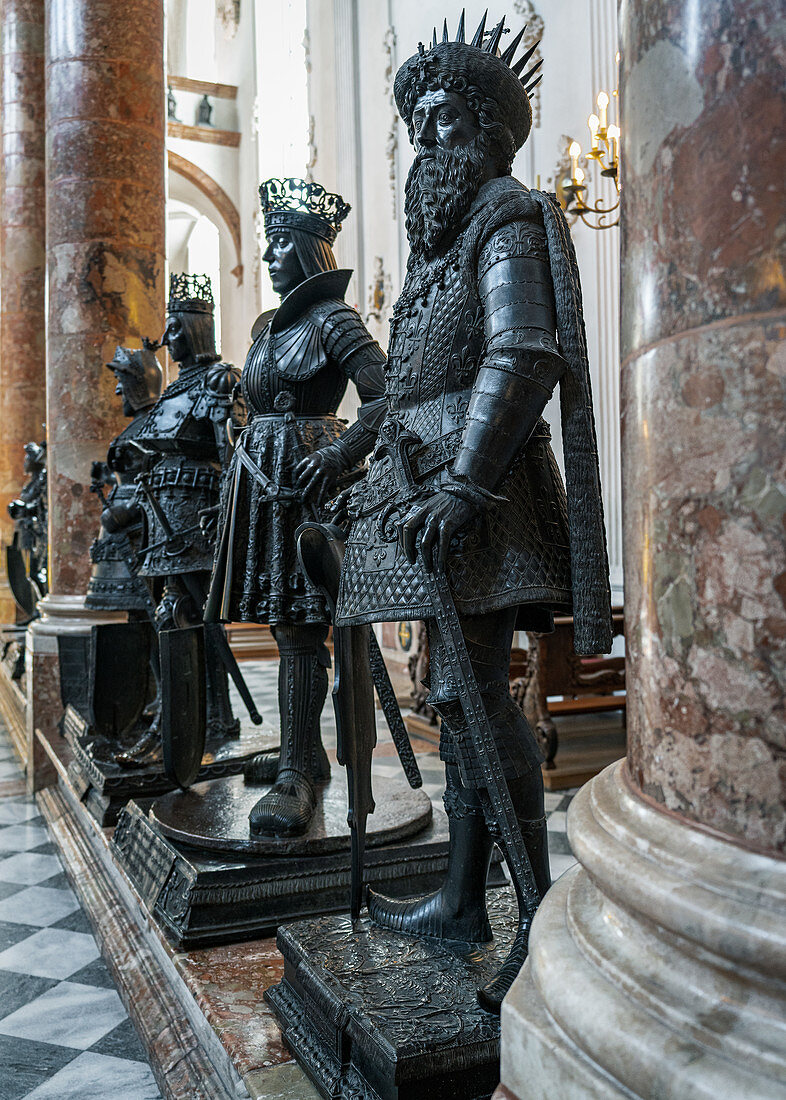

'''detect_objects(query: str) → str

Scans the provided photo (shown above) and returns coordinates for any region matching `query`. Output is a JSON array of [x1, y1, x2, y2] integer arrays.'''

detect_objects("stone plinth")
[[500, 0, 786, 1095], [0, 0, 47, 622]]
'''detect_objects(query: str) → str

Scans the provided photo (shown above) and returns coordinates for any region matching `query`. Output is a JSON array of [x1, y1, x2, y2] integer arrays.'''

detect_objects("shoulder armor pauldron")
[[204, 361, 241, 399], [478, 218, 548, 282]]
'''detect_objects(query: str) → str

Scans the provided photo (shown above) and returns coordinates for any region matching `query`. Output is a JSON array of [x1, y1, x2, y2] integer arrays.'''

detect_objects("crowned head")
[[258, 178, 350, 297], [395, 11, 542, 257], [163, 273, 218, 367]]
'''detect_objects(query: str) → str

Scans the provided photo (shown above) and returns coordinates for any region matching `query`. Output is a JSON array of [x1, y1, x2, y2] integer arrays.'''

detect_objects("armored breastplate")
[[241, 318, 348, 419], [136, 376, 217, 460], [386, 246, 483, 446]]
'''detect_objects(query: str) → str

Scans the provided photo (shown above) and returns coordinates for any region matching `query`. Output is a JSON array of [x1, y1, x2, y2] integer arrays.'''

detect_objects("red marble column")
[[497, 4, 785, 1097], [26, 0, 166, 784], [45, 0, 166, 593], [0, 0, 47, 623], [620, 0, 786, 855]]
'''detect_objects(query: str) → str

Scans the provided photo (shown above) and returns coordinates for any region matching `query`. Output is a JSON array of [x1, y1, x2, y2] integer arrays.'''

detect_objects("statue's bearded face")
[[405, 89, 491, 257]]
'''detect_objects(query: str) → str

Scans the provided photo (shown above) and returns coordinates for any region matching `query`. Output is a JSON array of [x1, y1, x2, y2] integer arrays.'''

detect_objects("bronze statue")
[[86, 344, 162, 614], [330, 13, 613, 1011], [6, 439, 48, 620], [205, 178, 387, 837], [124, 274, 246, 764]]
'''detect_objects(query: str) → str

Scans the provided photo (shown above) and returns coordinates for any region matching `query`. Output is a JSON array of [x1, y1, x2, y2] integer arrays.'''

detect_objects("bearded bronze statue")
[[205, 177, 387, 838], [331, 14, 613, 1011]]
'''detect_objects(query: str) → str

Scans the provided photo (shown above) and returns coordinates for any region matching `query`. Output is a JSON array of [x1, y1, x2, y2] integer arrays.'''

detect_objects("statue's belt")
[[147, 465, 220, 492], [353, 428, 462, 518]]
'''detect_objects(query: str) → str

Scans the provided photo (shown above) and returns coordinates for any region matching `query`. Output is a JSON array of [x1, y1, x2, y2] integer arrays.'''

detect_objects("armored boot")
[[477, 766, 551, 1014], [249, 623, 330, 837], [204, 622, 241, 747], [367, 764, 494, 942]]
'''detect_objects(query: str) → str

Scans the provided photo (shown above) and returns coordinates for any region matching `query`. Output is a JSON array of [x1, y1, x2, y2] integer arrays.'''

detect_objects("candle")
[[597, 90, 609, 134], [607, 124, 619, 167], [588, 113, 600, 154], [569, 140, 581, 184]]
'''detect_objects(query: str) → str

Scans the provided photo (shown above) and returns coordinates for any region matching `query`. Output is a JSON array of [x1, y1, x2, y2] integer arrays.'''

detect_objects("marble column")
[[0, 0, 47, 623], [27, 0, 166, 786], [496, 1, 786, 1097]]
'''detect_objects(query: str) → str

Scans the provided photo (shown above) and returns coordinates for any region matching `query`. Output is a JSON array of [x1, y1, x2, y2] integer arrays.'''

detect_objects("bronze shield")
[[160, 625, 206, 788]]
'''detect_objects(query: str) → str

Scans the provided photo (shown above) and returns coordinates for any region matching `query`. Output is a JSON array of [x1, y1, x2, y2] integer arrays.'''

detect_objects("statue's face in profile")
[[113, 372, 135, 418], [263, 229, 305, 298], [412, 89, 481, 153], [161, 314, 189, 363]]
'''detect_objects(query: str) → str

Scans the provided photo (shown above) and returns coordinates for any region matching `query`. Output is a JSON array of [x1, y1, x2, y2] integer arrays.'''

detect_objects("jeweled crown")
[[259, 178, 351, 245], [168, 272, 215, 315]]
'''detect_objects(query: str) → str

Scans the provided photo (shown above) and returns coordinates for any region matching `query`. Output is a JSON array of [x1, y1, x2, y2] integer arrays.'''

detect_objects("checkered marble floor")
[[0, 723, 161, 1100]]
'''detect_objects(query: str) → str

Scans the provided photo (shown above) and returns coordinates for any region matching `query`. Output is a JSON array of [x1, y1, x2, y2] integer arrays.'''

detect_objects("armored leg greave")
[[248, 622, 330, 837], [370, 607, 550, 1009], [367, 763, 494, 942]]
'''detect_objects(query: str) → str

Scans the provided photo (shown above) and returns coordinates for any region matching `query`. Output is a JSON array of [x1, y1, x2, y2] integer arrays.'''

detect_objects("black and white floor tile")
[[0, 722, 161, 1100]]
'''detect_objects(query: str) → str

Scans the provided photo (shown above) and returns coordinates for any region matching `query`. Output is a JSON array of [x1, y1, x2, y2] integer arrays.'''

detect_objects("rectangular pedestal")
[[63, 705, 276, 826], [266, 888, 518, 1100], [111, 800, 506, 949]]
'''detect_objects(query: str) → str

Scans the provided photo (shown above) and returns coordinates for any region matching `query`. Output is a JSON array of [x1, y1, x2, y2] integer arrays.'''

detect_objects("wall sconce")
[[564, 56, 621, 230]]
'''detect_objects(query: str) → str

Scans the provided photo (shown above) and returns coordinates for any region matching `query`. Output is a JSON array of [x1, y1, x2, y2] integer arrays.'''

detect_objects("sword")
[[135, 470, 263, 725], [420, 545, 541, 932]]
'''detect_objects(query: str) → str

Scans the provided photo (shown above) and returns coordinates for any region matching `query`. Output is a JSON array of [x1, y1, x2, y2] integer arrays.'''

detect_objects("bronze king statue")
[[326, 12, 613, 1013], [205, 177, 388, 838], [86, 343, 162, 616], [125, 273, 249, 766]]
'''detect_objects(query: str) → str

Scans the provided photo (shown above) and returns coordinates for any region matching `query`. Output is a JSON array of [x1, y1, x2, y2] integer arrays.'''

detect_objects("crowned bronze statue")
[[205, 177, 387, 837], [324, 12, 613, 1014], [86, 344, 162, 615], [123, 274, 249, 765]]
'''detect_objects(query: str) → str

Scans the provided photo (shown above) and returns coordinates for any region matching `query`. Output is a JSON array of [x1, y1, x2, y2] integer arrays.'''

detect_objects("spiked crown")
[[167, 273, 215, 315], [259, 178, 351, 245], [394, 9, 543, 151]]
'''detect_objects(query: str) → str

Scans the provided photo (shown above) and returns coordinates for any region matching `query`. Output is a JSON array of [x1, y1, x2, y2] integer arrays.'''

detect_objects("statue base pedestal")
[[111, 773, 497, 948], [266, 887, 516, 1100], [64, 705, 275, 826]]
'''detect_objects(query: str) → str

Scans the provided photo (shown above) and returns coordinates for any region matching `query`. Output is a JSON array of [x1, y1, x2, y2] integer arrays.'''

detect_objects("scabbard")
[[422, 552, 540, 920]]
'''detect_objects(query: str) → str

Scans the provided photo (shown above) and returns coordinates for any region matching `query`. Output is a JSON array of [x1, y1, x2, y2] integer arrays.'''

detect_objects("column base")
[[500, 760, 786, 1100], [26, 593, 125, 789]]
